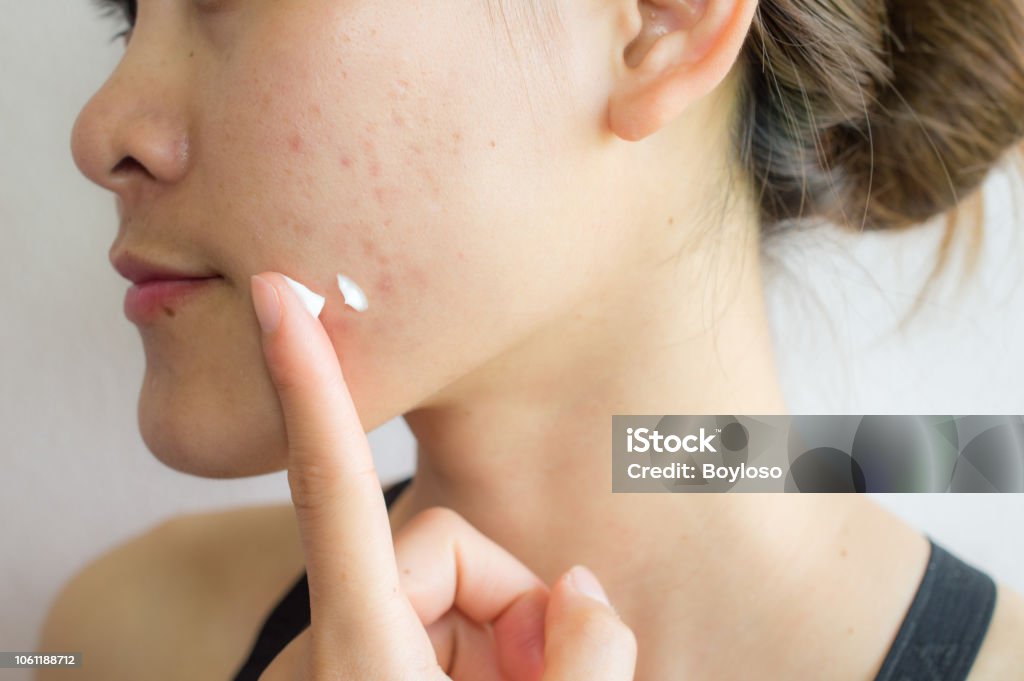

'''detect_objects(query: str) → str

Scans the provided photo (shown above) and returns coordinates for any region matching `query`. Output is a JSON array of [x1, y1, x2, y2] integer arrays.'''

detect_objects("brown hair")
[[737, 0, 1024, 310]]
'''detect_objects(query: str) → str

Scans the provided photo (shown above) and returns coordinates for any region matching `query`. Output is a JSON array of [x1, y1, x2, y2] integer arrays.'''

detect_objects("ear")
[[608, 0, 759, 141]]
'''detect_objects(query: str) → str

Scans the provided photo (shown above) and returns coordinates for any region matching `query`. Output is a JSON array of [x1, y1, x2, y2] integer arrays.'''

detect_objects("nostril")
[[112, 155, 149, 176]]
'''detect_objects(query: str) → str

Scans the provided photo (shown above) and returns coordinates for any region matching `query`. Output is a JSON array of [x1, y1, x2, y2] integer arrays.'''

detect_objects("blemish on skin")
[[163, 305, 175, 317], [391, 110, 406, 127], [340, 155, 354, 168], [489, 139, 496, 148], [839, 548, 848, 558], [188, 51, 194, 58], [373, 187, 387, 205], [376, 273, 394, 294], [289, 133, 303, 153], [312, 104, 322, 117], [668, 216, 675, 225], [289, 219, 313, 238], [360, 236, 377, 258], [366, 122, 379, 135], [408, 265, 428, 287], [451, 131, 462, 143], [410, 144, 423, 156], [370, 162, 381, 178], [457, 250, 466, 261]]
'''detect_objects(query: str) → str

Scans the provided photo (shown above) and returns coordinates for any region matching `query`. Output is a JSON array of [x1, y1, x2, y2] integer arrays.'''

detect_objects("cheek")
[[215, 32, 487, 304], [205, 4, 573, 367]]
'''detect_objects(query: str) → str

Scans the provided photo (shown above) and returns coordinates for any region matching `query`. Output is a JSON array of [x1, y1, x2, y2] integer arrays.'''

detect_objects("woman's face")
[[71, 0, 684, 477]]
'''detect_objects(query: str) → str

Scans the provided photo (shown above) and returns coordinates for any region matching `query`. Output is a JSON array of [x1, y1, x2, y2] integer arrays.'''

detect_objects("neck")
[[403, 200, 788, 500], [391, 207, 844, 675]]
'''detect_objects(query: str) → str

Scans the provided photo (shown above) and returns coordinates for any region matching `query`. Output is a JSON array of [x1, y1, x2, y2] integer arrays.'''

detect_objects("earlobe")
[[608, 0, 758, 141]]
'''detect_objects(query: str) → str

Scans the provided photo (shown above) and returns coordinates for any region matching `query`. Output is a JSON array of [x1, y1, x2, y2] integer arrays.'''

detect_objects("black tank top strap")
[[233, 487, 998, 681], [872, 536, 998, 681], [230, 475, 414, 681]]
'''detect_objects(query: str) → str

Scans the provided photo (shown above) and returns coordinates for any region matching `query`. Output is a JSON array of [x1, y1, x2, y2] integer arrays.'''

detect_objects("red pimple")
[[360, 237, 377, 257], [288, 133, 303, 153]]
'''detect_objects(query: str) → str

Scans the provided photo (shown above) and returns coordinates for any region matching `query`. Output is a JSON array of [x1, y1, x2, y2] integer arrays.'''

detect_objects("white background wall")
[[2, 4, 1022, 679]]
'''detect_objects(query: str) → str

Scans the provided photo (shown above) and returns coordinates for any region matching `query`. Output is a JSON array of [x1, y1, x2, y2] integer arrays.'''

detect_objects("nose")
[[70, 44, 191, 200]]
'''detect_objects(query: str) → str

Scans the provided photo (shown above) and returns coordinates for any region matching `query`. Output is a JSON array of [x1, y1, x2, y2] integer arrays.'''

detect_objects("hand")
[[249, 272, 637, 681]]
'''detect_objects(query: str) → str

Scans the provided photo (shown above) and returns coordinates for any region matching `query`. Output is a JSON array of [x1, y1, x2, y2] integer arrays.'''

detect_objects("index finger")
[[249, 271, 407, 634]]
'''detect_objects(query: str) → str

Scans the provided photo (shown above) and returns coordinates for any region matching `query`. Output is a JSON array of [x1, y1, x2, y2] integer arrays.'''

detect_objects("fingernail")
[[281, 274, 326, 319], [567, 565, 610, 606], [251, 275, 281, 333]]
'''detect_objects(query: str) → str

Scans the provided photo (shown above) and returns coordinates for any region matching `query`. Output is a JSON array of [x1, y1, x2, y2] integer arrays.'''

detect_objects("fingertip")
[[250, 273, 282, 334], [281, 273, 327, 319], [565, 565, 611, 607]]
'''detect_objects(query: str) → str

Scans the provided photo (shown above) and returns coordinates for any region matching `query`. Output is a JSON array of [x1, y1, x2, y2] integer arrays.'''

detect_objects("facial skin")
[[72, 0, 776, 477], [73, 3, 956, 679]]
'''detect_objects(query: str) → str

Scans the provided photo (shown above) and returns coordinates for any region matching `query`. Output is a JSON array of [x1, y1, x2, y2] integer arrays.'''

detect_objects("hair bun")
[[739, 0, 1024, 231]]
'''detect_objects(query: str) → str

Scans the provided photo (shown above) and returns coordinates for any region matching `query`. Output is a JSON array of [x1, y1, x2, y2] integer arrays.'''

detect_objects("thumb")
[[542, 566, 637, 681]]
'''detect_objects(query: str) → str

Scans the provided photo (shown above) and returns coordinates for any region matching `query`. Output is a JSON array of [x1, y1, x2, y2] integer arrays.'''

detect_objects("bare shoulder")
[[36, 503, 303, 681], [968, 581, 1024, 681]]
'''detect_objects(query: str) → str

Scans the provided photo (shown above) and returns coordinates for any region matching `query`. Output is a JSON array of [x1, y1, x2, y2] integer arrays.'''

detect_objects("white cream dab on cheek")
[[282, 274, 326, 319], [336, 273, 369, 312]]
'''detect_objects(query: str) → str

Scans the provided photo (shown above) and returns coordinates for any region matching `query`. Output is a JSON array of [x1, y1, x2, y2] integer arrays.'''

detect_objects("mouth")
[[111, 250, 222, 325], [123, 277, 222, 324]]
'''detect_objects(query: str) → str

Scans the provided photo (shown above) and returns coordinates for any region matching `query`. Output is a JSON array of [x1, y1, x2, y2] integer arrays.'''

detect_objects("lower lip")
[[124, 277, 221, 324]]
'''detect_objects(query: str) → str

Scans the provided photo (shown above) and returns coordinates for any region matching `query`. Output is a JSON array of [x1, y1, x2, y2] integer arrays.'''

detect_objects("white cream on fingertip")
[[336, 273, 369, 312], [281, 274, 326, 319]]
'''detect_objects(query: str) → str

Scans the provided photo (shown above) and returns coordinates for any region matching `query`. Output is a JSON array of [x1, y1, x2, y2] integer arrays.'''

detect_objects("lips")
[[122, 277, 221, 324], [111, 251, 219, 285], [111, 251, 222, 324]]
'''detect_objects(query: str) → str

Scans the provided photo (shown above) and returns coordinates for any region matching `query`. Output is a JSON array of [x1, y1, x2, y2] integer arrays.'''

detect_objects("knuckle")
[[287, 460, 337, 506], [266, 356, 305, 394], [412, 505, 466, 532]]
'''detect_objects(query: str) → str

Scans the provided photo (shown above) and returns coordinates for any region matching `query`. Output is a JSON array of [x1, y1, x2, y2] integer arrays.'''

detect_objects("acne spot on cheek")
[[373, 187, 391, 205], [360, 236, 377, 258], [289, 133, 304, 153], [288, 218, 313, 238], [340, 155, 354, 168], [376, 272, 395, 295], [450, 131, 464, 156], [373, 265, 426, 301]]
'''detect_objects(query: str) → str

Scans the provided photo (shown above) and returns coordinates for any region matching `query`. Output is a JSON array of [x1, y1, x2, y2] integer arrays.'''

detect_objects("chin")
[[136, 366, 289, 479]]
